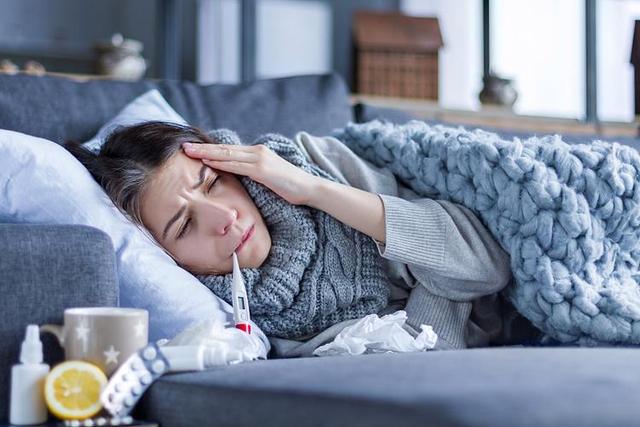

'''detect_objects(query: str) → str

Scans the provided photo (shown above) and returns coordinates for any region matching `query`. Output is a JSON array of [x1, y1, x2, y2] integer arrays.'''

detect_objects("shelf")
[[0, 41, 95, 61], [350, 94, 639, 138]]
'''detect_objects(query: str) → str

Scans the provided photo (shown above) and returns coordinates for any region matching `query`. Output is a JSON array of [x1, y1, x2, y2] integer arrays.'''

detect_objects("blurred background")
[[1, 0, 640, 128]]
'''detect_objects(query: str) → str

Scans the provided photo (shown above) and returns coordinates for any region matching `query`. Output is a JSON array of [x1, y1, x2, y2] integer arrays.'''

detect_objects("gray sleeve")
[[293, 132, 513, 303], [375, 194, 513, 302]]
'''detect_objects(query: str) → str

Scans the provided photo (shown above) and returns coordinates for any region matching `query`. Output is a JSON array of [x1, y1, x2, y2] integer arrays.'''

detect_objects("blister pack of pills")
[[100, 343, 170, 417]]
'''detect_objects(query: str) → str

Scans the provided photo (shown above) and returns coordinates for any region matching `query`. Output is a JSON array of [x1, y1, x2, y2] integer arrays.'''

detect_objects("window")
[[404, 0, 640, 122]]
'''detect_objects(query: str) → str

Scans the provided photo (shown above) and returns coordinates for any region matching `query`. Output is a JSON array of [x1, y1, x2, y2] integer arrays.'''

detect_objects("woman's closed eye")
[[177, 218, 190, 239], [206, 175, 220, 193], [177, 175, 220, 239]]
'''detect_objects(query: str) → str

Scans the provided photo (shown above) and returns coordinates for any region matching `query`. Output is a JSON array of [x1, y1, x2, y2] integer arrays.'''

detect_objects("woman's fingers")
[[202, 158, 243, 171], [182, 143, 259, 163], [183, 142, 252, 150]]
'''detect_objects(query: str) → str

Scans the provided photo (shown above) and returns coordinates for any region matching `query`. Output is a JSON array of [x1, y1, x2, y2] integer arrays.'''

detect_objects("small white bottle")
[[10, 324, 50, 425]]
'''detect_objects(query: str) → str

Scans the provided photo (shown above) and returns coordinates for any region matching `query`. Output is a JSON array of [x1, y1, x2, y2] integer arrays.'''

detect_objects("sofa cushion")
[[0, 73, 353, 145], [136, 347, 640, 427], [83, 88, 188, 153]]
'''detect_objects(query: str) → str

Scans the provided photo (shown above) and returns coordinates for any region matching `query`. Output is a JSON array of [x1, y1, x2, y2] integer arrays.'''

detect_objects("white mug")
[[41, 307, 148, 377]]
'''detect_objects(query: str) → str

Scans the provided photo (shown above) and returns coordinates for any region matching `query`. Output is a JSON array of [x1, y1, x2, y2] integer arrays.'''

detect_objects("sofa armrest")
[[0, 223, 119, 421]]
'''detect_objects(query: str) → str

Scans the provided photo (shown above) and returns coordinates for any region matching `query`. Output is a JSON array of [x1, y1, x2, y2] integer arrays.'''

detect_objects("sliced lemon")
[[44, 360, 108, 420]]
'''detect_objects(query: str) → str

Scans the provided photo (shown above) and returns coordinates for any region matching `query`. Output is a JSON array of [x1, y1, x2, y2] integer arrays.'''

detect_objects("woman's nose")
[[199, 201, 238, 235]]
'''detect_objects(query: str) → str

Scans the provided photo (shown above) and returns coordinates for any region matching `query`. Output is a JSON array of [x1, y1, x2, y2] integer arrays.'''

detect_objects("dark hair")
[[64, 120, 217, 228]]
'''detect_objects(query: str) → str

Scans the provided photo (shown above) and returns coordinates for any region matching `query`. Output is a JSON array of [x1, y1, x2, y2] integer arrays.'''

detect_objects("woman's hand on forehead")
[[181, 142, 320, 206]]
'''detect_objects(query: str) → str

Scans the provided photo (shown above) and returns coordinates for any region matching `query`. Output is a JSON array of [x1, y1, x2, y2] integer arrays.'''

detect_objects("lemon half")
[[44, 360, 108, 420]]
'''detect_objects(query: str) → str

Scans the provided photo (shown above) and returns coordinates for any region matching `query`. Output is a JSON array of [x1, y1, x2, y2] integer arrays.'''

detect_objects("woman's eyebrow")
[[191, 163, 208, 190], [162, 164, 210, 241]]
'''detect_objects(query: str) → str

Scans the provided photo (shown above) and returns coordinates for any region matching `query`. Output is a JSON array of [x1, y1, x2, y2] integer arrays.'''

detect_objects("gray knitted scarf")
[[194, 129, 390, 340]]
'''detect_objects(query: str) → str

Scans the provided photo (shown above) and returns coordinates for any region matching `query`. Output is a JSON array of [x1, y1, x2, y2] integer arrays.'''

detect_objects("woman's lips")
[[236, 224, 255, 253]]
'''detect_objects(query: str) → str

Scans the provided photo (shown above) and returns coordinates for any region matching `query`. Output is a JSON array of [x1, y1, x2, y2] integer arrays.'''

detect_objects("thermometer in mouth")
[[232, 251, 252, 334]]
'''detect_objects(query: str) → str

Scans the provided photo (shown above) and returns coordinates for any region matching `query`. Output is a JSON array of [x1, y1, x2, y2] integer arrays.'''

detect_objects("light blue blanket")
[[333, 120, 640, 346]]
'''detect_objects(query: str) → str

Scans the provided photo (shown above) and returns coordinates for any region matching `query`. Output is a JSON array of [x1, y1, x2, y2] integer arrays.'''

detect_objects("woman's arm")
[[305, 176, 386, 244], [296, 132, 513, 301], [306, 173, 512, 302]]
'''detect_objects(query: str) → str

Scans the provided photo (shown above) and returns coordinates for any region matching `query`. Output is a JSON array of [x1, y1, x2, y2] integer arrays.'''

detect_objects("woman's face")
[[140, 148, 272, 274]]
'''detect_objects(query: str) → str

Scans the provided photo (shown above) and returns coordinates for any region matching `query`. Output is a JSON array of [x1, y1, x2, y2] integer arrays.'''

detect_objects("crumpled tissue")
[[157, 315, 267, 364], [313, 310, 438, 357]]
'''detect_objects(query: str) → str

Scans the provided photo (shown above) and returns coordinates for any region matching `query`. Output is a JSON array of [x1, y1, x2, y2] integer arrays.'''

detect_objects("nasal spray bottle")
[[10, 324, 50, 425]]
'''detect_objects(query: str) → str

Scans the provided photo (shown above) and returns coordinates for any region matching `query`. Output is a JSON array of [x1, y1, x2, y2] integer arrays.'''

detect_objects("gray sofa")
[[1, 72, 639, 427]]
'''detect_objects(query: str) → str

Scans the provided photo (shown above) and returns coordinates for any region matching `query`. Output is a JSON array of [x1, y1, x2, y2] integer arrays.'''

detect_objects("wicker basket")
[[353, 11, 443, 100]]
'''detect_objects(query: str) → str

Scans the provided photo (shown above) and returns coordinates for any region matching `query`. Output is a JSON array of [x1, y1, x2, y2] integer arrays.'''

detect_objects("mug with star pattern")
[[40, 307, 148, 377]]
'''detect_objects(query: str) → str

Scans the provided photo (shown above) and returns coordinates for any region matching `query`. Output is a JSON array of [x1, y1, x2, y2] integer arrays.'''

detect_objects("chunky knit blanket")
[[195, 129, 390, 340], [333, 119, 640, 346]]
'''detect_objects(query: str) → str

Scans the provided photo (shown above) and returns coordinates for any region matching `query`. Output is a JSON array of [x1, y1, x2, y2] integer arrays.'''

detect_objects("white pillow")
[[82, 89, 188, 154], [0, 130, 270, 356]]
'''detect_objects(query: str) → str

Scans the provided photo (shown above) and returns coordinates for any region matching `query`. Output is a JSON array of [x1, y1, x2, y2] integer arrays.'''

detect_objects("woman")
[[65, 121, 539, 357]]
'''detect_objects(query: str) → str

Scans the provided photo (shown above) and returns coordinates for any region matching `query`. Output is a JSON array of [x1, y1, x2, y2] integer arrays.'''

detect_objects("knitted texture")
[[333, 119, 640, 346], [194, 129, 390, 340]]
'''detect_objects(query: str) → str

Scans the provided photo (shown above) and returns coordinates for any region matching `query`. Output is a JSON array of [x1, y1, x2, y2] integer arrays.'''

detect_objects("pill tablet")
[[124, 395, 135, 407], [131, 383, 143, 396], [151, 359, 166, 374], [139, 371, 153, 385], [142, 346, 157, 360]]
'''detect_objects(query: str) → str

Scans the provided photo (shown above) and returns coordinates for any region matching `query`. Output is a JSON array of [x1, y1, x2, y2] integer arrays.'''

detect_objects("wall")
[[491, 0, 585, 119], [598, 0, 640, 122], [256, 0, 332, 79], [197, 0, 332, 84], [400, 0, 482, 111], [196, 0, 399, 87], [0, 0, 198, 80], [0, 0, 123, 50], [198, 0, 241, 84]]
